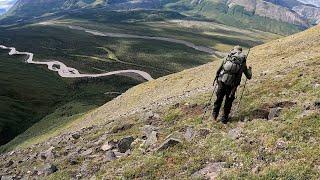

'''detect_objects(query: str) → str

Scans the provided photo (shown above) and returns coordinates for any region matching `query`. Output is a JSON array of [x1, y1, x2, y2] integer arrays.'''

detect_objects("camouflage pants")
[[212, 81, 237, 120]]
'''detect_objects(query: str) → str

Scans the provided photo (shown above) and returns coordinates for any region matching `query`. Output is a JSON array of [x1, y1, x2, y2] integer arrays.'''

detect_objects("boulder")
[[228, 127, 242, 140], [199, 128, 211, 137], [81, 148, 93, 156], [68, 156, 78, 165], [101, 142, 113, 152], [268, 107, 282, 120], [105, 151, 117, 162], [145, 131, 158, 147], [184, 127, 195, 142], [144, 111, 160, 121], [118, 136, 134, 153], [192, 162, 225, 179], [71, 133, 81, 140], [276, 140, 287, 150], [4, 160, 14, 168], [111, 123, 133, 133], [1, 175, 14, 180], [156, 138, 182, 151], [39, 146, 55, 160], [43, 164, 58, 175], [142, 125, 159, 138]]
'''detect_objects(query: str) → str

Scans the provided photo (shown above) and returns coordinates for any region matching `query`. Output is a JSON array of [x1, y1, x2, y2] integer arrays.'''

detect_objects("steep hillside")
[[227, 0, 308, 27], [0, 25, 319, 179], [293, 5, 320, 24], [298, 0, 320, 7]]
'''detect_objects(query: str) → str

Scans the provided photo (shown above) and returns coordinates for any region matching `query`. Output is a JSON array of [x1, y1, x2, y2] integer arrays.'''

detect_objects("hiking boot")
[[221, 116, 228, 124], [212, 112, 219, 121]]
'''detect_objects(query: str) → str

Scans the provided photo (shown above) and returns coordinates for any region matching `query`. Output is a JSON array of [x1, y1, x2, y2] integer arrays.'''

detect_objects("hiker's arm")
[[216, 59, 225, 78], [243, 59, 252, 80]]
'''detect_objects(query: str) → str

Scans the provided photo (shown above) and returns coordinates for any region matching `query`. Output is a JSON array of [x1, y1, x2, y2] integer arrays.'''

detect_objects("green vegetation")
[[0, 24, 212, 78], [0, 52, 68, 145], [0, 51, 139, 150]]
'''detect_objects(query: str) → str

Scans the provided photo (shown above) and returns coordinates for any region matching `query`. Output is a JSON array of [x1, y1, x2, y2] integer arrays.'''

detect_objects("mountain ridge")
[[3, 0, 320, 35]]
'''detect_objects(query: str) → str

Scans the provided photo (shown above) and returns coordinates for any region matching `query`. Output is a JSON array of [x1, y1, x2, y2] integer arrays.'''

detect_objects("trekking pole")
[[236, 78, 247, 112], [201, 78, 217, 121]]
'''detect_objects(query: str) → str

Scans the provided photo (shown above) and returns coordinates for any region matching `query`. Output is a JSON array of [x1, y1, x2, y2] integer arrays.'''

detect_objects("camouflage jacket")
[[216, 50, 252, 86]]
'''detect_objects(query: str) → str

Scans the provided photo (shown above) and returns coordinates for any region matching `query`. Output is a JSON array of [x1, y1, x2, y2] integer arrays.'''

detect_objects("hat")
[[233, 45, 242, 52]]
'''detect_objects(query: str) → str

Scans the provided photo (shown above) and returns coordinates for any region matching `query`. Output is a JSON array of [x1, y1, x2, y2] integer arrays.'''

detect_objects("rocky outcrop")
[[227, 0, 309, 27], [298, 0, 320, 7], [293, 5, 320, 24]]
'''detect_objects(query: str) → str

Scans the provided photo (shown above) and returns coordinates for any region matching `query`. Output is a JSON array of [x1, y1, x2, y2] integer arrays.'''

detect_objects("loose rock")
[[268, 107, 282, 120], [184, 127, 195, 141], [157, 138, 182, 151], [68, 156, 78, 165], [4, 160, 14, 168], [111, 123, 133, 133], [228, 128, 242, 140], [39, 146, 55, 161], [81, 148, 93, 156], [118, 136, 134, 153], [1, 175, 14, 180], [105, 151, 117, 161], [145, 131, 158, 147], [276, 140, 287, 150], [43, 164, 58, 175], [192, 162, 225, 179], [101, 142, 113, 151], [72, 133, 81, 140], [142, 125, 159, 138], [199, 128, 211, 137]]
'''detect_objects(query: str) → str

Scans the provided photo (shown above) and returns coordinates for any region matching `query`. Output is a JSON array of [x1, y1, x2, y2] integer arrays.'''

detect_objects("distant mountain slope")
[[298, 0, 320, 7], [293, 4, 320, 24], [0, 8, 5, 14], [3, 0, 320, 35], [227, 0, 308, 27]]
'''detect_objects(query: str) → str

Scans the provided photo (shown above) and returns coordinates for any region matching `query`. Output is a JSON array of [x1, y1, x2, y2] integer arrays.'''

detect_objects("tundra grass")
[[0, 51, 139, 151]]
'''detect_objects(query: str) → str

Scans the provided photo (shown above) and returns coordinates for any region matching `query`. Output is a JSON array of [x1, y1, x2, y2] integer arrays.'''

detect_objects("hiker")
[[212, 45, 252, 124]]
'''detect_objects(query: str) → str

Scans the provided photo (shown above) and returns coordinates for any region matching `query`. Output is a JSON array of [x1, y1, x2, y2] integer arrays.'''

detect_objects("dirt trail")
[[66, 25, 226, 57], [0, 45, 154, 81]]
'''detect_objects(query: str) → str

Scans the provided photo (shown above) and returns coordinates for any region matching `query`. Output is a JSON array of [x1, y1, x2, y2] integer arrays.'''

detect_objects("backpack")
[[218, 52, 245, 86]]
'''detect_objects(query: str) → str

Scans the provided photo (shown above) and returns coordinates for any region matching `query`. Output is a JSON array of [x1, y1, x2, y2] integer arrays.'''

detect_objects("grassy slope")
[[57, 25, 319, 178], [0, 11, 280, 150], [1, 25, 318, 179]]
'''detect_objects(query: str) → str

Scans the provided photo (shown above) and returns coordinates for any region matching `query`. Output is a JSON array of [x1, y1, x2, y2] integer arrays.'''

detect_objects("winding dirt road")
[[0, 45, 154, 81], [67, 25, 226, 57], [0, 24, 226, 81]]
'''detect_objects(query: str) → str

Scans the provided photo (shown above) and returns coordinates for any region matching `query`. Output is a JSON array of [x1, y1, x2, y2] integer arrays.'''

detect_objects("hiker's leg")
[[222, 86, 236, 123], [213, 82, 226, 119]]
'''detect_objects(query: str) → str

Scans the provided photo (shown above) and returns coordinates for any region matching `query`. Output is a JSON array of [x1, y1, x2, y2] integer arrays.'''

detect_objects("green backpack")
[[218, 52, 245, 86]]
